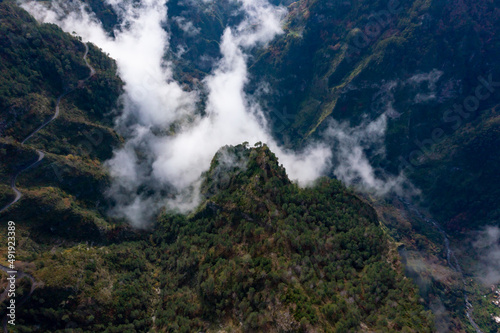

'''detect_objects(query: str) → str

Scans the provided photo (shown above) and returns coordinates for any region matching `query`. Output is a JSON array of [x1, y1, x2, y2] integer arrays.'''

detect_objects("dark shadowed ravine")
[[400, 198, 483, 333], [0, 43, 95, 214]]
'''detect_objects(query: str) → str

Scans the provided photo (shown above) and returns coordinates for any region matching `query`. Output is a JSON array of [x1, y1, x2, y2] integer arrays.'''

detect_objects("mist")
[[20, 0, 427, 228], [21, 0, 333, 227], [472, 226, 500, 286], [323, 110, 416, 197]]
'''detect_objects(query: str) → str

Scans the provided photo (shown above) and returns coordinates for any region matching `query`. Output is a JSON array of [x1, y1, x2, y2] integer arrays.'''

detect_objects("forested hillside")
[[1, 0, 499, 332], [0, 1, 123, 240], [249, 0, 500, 232], [0, 3, 435, 332], [1, 144, 434, 332]]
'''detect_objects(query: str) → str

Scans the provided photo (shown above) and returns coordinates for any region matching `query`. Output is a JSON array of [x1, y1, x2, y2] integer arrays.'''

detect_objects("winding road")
[[0, 43, 95, 333], [0, 43, 95, 214]]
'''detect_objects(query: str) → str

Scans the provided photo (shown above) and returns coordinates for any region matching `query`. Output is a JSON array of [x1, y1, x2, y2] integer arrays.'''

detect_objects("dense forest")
[[0, 2, 434, 331], [247, 0, 500, 233], [1, 0, 499, 332], [0, 1, 123, 239], [1, 144, 434, 332]]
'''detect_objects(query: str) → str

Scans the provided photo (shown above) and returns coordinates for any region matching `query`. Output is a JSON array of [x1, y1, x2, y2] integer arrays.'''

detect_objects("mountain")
[[247, 0, 500, 232], [0, 1, 123, 240], [101, 0, 499, 233], [1, 0, 500, 332], [1, 144, 434, 332], [0, 4, 433, 331]]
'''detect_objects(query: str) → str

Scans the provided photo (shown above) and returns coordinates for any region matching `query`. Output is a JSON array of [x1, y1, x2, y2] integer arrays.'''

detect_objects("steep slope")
[[244, 1, 500, 329], [0, 1, 124, 240], [1, 144, 434, 332], [60, 0, 500, 234], [152, 144, 434, 332], [0, 1, 497, 331], [65, 0, 500, 232], [249, 0, 500, 232]]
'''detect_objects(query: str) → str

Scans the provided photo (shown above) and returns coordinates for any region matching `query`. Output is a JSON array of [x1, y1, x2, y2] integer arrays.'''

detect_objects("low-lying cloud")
[[21, 0, 433, 228], [323, 113, 416, 197], [21, 0, 332, 227], [472, 226, 500, 286]]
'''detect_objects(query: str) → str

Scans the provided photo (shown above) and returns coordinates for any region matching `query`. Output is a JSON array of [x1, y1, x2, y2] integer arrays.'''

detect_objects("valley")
[[0, 0, 499, 332]]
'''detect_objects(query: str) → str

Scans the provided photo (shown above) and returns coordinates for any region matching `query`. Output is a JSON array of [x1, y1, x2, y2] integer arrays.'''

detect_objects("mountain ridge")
[[1, 0, 499, 331]]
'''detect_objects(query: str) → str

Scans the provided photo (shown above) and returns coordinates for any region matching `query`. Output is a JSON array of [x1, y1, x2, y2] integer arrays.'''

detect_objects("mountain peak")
[[201, 143, 290, 199]]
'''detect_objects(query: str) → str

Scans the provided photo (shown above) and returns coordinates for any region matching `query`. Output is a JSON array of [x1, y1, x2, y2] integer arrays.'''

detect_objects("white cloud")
[[324, 113, 416, 196], [408, 69, 443, 103], [473, 226, 500, 286], [21, 0, 332, 226], [172, 16, 200, 36]]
